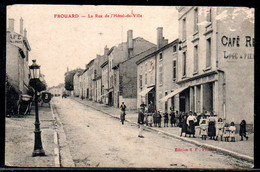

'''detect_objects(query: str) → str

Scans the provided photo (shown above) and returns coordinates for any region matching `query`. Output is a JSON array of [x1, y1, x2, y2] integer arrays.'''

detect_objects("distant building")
[[100, 47, 113, 105], [73, 71, 82, 97], [177, 7, 254, 125], [93, 53, 107, 103], [48, 83, 64, 96]]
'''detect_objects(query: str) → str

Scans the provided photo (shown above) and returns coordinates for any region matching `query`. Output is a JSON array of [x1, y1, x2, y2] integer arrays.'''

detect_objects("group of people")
[[178, 111, 249, 142], [123, 102, 249, 141]]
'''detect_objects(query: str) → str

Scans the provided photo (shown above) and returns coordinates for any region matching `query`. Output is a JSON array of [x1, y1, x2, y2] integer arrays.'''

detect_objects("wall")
[[177, 7, 218, 83], [120, 47, 157, 100], [217, 7, 254, 124], [156, 43, 179, 113], [119, 96, 137, 110], [137, 55, 156, 110]]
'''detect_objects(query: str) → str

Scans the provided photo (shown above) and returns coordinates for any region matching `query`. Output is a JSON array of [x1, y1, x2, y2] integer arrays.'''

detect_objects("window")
[[173, 45, 177, 53], [183, 51, 186, 76], [110, 76, 113, 87], [182, 18, 186, 40], [94, 70, 97, 78], [139, 75, 143, 89], [194, 45, 198, 72], [207, 8, 212, 22], [173, 60, 176, 80], [194, 8, 198, 32], [145, 73, 147, 85], [159, 53, 163, 61], [206, 38, 211, 68], [159, 65, 163, 84], [114, 73, 116, 85]]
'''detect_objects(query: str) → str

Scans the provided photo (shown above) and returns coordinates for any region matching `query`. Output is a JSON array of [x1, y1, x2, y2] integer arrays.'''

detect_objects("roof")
[[100, 60, 108, 68], [107, 47, 115, 56], [136, 39, 179, 65], [120, 47, 157, 65]]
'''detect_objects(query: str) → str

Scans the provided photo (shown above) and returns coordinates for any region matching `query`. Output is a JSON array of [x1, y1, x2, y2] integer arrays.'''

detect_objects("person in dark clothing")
[[240, 120, 248, 141], [120, 102, 126, 112], [178, 111, 182, 127], [186, 112, 197, 138], [208, 113, 217, 140], [148, 101, 154, 113], [180, 114, 187, 137], [140, 102, 146, 112], [153, 111, 157, 127], [138, 110, 145, 138], [120, 102, 126, 125], [169, 108, 176, 127], [163, 112, 169, 127], [157, 111, 162, 127]]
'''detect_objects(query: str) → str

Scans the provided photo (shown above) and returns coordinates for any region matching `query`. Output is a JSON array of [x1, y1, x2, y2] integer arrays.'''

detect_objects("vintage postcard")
[[5, 5, 254, 169]]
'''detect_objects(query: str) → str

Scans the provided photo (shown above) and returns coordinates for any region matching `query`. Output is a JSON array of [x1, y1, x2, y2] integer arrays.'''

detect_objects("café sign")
[[9, 32, 24, 49]]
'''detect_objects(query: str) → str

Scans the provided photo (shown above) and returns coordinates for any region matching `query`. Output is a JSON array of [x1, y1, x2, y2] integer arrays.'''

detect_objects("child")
[[223, 123, 230, 142], [229, 122, 236, 142], [147, 114, 153, 127], [199, 117, 208, 140], [216, 118, 224, 141], [239, 120, 248, 141]]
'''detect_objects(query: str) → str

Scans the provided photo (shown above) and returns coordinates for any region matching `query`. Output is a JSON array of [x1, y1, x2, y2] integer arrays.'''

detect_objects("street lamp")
[[29, 59, 45, 156]]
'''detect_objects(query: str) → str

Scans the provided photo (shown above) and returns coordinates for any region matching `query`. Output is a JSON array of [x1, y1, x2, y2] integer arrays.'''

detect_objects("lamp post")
[[29, 60, 45, 156]]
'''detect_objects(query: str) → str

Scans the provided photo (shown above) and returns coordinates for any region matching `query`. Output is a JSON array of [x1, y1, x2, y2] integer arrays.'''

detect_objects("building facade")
[[108, 30, 156, 108], [73, 71, 81, 97], [6, 18, 31, 95], [177, 7, 254, 125], [137, 27, 179, 113]]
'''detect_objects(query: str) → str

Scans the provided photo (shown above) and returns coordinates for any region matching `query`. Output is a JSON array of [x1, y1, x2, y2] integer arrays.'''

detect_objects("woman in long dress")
[[208, 113, 217, 140]]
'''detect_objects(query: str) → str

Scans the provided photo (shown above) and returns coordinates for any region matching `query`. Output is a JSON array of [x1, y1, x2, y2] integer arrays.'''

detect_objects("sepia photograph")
[[5, 4, 254, 169]]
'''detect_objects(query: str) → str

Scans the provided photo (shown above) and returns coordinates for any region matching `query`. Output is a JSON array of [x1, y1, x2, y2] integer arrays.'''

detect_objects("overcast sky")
[[7, 5, 178, 87]]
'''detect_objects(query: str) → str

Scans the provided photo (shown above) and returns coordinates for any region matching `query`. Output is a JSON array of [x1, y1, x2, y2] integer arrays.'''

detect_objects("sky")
[[7, 5, 179, 88]]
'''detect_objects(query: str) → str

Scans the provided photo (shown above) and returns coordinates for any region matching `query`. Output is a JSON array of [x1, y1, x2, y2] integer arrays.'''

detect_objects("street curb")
[[72, 98, 254, 164], [51, 101, 75, 167], [50, 102, 61, 167]]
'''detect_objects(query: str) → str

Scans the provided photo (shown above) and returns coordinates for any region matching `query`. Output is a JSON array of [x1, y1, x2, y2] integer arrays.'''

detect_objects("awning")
[[160, 86, 189, 102], [101, 90, 113, 97], [138, 87, 154, 97]]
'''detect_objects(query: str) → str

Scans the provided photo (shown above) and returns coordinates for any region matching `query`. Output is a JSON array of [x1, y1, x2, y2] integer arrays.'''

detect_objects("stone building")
[[100, 47, 113, 105], [137, 27, 179, 113], [108, 30, 156, 108], [6, 18, 31, 94], [73, 71, 82, 97], [176, 7, 254, 125]]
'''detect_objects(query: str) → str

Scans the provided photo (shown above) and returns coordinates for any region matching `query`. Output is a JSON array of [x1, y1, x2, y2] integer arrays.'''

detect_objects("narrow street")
[[52, 97, 253, 168]]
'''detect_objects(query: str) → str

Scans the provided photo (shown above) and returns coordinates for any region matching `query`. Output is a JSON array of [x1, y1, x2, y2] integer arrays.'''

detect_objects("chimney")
[[8, 18, 14, 32], [104, 45, 109, 57], [20, 17, 23, 35], [127, 30, 133, 58], [157, 27, 163, 49], [162, 39, 168, 47], [24, 28, 27, 38]]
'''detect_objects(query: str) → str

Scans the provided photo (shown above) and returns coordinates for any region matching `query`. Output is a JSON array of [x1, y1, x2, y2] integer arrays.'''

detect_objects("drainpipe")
[[216, 7, 219, 68], [154, 55, 157, 111]]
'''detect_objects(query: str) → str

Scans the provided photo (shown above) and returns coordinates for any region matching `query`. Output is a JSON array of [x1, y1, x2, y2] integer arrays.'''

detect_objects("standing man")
[[120, 102, 126, 125], [138, 109, 145, 138], [140, 101, 146, 112]]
